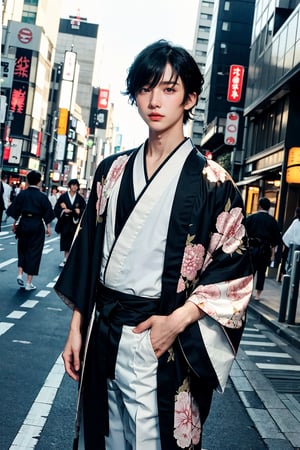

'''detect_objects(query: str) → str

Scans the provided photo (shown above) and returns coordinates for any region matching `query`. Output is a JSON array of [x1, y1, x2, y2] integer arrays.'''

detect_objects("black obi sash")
[[86, 283, 160, 438]]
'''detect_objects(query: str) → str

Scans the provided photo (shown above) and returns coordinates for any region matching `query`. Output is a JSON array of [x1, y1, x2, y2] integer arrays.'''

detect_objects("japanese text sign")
[[227, 65, 244, 103]]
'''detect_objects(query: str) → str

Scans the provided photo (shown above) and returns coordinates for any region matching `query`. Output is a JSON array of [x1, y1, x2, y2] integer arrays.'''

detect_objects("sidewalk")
[[232, 276, 300, 449], [248, 276, 300, 349]]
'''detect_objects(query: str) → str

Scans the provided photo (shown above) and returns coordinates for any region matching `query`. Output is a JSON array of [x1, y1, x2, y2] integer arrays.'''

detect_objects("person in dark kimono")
[[246, 197, 282, 300], [55, 40, 253, 450], [7, 170, 55, 291], [54, 179, 86, 268]]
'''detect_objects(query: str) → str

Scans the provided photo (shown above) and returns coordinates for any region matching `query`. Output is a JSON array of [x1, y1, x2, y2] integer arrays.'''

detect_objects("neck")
[[147, 129, 185, 158]]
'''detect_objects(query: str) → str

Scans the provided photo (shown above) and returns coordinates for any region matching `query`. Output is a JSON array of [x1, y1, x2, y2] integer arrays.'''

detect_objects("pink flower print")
[[203, 160, 227, 183], [96, 180, 105, 217], [181, 244, 205, 281], [226, 275, 253, 302], [96, 155, 129, 219], [174, 391, 201, 448], [193, 284, 221, 303], [104, 154, 129, 192], [177, 277, 186, 293], [215, 207, 245, 254]]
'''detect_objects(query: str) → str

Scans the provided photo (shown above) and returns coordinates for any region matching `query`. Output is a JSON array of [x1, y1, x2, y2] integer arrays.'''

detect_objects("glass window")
[[22, 11, 36, 23], [224, 1, 230, 11], [220, 43, 227, 54], [222, 22, 231, 31]]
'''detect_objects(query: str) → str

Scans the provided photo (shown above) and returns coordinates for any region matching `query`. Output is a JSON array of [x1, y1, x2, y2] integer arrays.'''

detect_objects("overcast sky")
[[61, 0, 200, 147]]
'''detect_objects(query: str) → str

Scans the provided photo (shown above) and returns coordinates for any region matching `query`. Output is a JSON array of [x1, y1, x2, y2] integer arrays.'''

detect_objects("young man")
[[246, 197, 282, 300], [7, 170, 54, 290], [54, 179, 86, 267], [55, 40, 253, 450]]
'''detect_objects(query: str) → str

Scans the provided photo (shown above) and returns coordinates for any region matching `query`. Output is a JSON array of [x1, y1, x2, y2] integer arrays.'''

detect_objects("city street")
[[0, 220, 299, 449]]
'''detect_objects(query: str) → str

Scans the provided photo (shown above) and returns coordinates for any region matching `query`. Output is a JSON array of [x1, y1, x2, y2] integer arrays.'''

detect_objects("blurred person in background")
[[246, 197, 282, 300], [49, 185, 60, 209], [0, 173, 12, 229], [55, 40, 252, 450], [6, 170, 55, 291], [282, 206, 300, 274], [54, 179, 86, 268]]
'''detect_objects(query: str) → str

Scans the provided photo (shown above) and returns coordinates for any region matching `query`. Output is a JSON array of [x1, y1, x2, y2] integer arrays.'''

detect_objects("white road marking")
[[242, 333, 266, 338], [241, 340, 276, 346], [12, 340, 31, 345], [21, 300, 39, 308], [9, 354, 65, 449], [256, 363, 300, 371], [42, 248, 53, 254], [245, 350, 292, 358], [7, 311, 27, 320], [0, 322, 15, 336], [46, 282, 55, 288], [0, 258, 18, 269], [35, 290, 51, 297]]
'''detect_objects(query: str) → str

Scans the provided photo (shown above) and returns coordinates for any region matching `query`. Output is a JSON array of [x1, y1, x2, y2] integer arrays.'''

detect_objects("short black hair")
[[68, 178, 80, 188], [124, 39, 204, 124], [259, 197, 271, 211], [27, 170, 41, 186]]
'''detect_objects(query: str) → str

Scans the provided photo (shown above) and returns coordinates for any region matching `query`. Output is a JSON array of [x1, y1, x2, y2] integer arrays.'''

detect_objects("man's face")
[[69, 183, 78, 193], [135, 63, 196, 134]]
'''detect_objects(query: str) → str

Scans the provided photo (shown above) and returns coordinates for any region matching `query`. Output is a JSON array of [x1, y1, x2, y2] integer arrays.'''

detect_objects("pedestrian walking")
[[55, 40, 253, 450], [246, 197, 282, 300], [6, 170, 55, 291], [54, 179, 86, 268], [0, 173, 12, 229], [48, 185, 60, 209], [282, 206, 300, 274]]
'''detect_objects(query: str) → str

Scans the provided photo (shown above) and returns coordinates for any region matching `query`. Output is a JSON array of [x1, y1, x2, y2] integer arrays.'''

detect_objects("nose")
[[148, 88, 161, 109]]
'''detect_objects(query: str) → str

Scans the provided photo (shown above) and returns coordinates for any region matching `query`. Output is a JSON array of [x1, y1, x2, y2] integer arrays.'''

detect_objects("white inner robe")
[[100, 139, 194, 298]]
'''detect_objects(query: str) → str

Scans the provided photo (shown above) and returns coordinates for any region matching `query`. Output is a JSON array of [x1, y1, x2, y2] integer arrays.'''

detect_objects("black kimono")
[[54, 191, 86, 251], [7, 186, 55, 275], [55, 141, 253, 449]]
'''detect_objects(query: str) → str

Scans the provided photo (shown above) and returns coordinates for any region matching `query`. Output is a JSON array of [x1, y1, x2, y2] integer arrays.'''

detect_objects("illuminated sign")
[[224, 111, 239, 146], [97, 89, 110, 109], [286, 147, 300, 184], [227, 65, 244, 103], [62, 51, 77, 81]]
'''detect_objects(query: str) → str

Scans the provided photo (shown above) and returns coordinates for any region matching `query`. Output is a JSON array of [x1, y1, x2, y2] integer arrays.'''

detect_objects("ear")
[[184, 92, 198, 111]]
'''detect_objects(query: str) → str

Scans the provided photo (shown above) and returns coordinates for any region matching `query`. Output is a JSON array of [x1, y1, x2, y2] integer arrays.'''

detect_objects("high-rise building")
[[199, 0, 255, 178], [239, 1, 300, 231], [1, 0, 61, 183], [191, 0, 215, 146]]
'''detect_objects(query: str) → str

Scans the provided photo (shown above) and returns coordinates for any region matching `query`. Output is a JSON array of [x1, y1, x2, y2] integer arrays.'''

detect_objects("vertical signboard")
[[97, 89, 110, 109], [227, 65, 244, 103], [224, 111, 239, 146]]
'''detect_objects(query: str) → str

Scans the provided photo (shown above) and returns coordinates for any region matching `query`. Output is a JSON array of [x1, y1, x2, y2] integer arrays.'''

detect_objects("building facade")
[[240, 0, 300, 231], [199, 0, 255, 178], [1, 0, 61, 185], [191, 0, 215, 146]]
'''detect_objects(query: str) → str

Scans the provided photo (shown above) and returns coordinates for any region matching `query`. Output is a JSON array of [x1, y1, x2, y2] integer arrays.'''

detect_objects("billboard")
[[227, 65, 244, 103]]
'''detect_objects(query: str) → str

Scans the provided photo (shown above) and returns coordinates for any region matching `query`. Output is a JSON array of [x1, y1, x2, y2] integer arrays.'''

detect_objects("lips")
[[149, 113, 163, 120]]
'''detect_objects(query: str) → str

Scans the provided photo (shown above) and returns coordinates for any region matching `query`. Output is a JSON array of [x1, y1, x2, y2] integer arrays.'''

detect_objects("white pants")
[[105, 325, 161, 450]]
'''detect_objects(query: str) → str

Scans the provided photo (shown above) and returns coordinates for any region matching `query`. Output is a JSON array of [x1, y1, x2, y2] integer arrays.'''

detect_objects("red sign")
[[18, 28, 33, 44], [227, 65, 244, 103], [97, 89, 110, 109], [224, 112, 239, 146]]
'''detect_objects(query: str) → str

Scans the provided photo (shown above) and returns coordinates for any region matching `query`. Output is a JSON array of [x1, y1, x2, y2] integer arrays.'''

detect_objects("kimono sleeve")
[[183, 160, 253, 329]]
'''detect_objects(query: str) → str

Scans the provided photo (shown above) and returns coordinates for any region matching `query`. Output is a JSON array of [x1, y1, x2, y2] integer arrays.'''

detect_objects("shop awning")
[[237, 175, 263, 186]]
